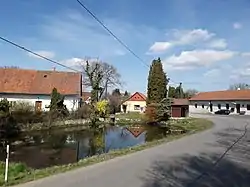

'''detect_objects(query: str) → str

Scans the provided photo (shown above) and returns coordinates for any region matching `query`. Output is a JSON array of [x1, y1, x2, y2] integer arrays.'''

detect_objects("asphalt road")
[[16, 115, 250, 187]]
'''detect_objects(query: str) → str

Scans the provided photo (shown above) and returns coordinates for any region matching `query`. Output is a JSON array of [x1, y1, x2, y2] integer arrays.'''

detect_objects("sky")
[[1, 0, 250, 93]]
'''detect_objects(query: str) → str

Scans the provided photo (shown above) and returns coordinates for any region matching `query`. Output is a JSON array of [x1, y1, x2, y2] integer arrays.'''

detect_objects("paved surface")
[[16, 115, 250, 187]]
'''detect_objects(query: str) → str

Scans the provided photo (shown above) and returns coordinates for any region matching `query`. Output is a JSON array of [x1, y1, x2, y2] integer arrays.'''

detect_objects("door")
[[181, 107, 186, 117], [236, 104, 240, 113], [35, 101, 42, 112]]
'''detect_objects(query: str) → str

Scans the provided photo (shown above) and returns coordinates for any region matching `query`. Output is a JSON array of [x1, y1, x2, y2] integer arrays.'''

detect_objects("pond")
[[0, 124, 168, 169]]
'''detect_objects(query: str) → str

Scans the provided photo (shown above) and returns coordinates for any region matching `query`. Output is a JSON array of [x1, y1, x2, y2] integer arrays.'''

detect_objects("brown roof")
[[123, 92, 147, 103], [189, 90, 250, 101], [0, 68, 81, 95], [172, 98, 189, 105], [82, 92, 91, 101]]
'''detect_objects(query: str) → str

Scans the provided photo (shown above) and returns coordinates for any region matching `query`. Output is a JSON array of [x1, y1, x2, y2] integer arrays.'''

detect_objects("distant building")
[[0, 68, 82, 111], [121, 92, 147, 113], [189, 89, 250, 115], [120, 92, 189, 118], [171, 99, 189, 118]]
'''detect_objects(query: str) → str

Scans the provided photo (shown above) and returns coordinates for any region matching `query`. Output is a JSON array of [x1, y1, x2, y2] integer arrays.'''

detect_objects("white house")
[[189, 89, 250, 115], [0, 68, 82, 111], [121, 92, 147, 113]]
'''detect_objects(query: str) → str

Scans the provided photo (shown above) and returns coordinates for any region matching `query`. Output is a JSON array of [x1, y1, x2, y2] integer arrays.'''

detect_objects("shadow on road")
[[142, 126, 250, 187]]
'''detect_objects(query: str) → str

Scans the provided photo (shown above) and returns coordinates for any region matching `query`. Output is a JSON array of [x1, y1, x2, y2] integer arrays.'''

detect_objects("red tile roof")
[[172, 98, 189, 105], [82, 92, 91, 101], [189, 90, 250, 101], [124, 92, 147, 102], [0, 68, 81, 95]]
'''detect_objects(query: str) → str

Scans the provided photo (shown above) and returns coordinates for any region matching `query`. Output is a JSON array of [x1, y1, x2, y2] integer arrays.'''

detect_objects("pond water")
[[0, 124, 168, 169]]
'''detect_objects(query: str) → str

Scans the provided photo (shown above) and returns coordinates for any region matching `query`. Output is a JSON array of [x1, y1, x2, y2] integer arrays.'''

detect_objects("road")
[[16, 115, 250, 187]]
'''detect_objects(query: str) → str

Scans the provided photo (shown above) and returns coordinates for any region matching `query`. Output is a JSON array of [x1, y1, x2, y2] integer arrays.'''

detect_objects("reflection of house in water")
[[126, 126, 145, 138]]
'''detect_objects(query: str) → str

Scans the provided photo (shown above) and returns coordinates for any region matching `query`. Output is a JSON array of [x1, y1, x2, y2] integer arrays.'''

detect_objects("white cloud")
[[27, 50, 55, 59], [204, 69, 220, 77], [242, 52, 250, 57], [148, 29, 216, 53], [233, 22, 242, 29], [148, 42, 172, 53], [208, 39, 227, 49], [173, 29, 215, 45], [61, 57, 99, 67], [163, 49, 236, 71], [61, 57, 85, 67]]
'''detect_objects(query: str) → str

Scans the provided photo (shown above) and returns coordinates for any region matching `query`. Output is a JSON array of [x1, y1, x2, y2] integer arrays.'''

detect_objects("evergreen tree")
[[147, 58, 167, 104], [112, 88, 121, 96], [168, 86, 176, 98], [49, 88, 69, 119], [124, 91, 129, 96], [174, 83, 184, 98]]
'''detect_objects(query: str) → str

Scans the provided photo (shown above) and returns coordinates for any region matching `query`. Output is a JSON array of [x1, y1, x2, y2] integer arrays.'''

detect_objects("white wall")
[[189, 100, 250, 115], [121, 100, 146, 113], [0, 94, 79, 111]]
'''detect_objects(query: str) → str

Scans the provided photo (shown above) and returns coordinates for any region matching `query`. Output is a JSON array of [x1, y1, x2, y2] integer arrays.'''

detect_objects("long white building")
[[189, 89, 250, 115]]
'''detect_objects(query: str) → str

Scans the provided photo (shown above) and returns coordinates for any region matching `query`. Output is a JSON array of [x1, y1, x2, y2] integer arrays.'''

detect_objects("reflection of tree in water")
[[88, 129, 105, 156], [145, 125, 167, 142]]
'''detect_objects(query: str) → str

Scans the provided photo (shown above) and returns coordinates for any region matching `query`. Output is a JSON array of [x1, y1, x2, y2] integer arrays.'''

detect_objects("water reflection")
[[0, 125, 167, 169]]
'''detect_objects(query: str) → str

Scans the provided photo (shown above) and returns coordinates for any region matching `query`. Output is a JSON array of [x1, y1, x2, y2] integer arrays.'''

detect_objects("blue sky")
[[1, 0, 250, 93]]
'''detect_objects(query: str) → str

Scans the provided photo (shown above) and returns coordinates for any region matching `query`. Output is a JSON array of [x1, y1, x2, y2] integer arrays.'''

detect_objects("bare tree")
[[229, 83, 249, 90], [80, 59, 122, 102], [184, 89, 198, 98]]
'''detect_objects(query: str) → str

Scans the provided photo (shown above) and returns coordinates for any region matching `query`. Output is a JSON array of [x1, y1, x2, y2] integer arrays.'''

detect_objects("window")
[[134, 105, 140, 110], [218, 104, 221, 109], [195, 104, 197, 108], [247, 104, 250, 110], [202, 104, 204, 109], [226, 104, 229, 110]]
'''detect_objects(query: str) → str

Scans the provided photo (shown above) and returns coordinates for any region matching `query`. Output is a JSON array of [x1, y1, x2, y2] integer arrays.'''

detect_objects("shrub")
[[10, 101, 34, 112], [0, 114, 20, 147], [145, 103, 158, 122], [70, 104, 92, 119]]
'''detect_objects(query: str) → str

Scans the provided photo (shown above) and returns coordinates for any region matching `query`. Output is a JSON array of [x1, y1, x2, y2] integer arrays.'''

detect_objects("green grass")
[[115, 112, 145, 123], [0, 118, 213, 186]]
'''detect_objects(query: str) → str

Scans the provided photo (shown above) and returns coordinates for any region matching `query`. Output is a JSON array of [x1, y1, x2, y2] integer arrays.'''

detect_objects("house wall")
[[0, 93, 79, 111], [189, 100, 250, 115], [121, 100, 146, 113]]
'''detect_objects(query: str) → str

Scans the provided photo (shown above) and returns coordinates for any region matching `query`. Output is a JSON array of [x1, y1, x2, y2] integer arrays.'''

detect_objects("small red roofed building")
[[121, 92, 147, 113]]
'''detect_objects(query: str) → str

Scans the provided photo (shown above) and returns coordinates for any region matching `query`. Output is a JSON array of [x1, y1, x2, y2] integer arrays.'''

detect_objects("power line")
[[0, 36, 80, 72], [76, 0, 149, 68]]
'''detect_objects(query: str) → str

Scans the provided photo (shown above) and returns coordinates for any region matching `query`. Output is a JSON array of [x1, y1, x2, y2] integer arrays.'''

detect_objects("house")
[[189, 89, 250, 115], [121, 92, 147, 113], [121, 92, 189, 118], [82, 91, 91, 104], [0, 68, 81, 112], [171, 99, 189, 118]]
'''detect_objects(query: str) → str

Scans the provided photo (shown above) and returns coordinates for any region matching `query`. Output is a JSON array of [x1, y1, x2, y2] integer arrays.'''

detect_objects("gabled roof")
[[123, 92, 147, 103], [172, 98, 189, 105], [82, 92, 91, 101], [126, 126, 145, 138], [0, 68, 81, 95], [189, 89, 250, 101]]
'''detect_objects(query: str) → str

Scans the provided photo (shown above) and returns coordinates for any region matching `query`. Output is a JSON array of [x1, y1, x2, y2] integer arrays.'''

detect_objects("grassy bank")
[[0, 118, 213, 186], [115, 112, 145, 123]]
